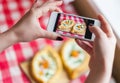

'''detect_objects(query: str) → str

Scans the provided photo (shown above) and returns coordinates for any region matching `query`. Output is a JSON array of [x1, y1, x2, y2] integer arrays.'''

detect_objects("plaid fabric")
[[0, 0, 87, 83], [59, 13, 85, 24]]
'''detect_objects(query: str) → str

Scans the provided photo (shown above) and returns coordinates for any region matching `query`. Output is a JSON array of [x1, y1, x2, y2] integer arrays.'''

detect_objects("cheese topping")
[[58, 20, 75, 32], [63, 41, 85, 69], [73, 23, 86, 33], [33, 52, 57, 82], [61, 20, 74, 27]]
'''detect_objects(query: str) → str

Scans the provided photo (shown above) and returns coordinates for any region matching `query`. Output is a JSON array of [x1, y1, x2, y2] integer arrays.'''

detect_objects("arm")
[[0, 0, 63, 52], [0, 29, 17, 52], [76, 15, 116, 83]]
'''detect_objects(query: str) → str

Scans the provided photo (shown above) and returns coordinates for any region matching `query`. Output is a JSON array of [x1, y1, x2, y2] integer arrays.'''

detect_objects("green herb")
[[45, 72, 50, 77], [74, 59, 82, 63], [64, 24, 67, 27]]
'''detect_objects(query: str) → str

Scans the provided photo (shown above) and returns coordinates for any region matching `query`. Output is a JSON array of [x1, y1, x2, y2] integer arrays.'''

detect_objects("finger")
[[41, 30, 63, 41], [33, 1, 63, 18], [51, 0, 63, 6], [75, 39, 93, 50], [81, 41, 93, 48], [49, 7, 63, 13], [75, 39, 93, 55], [32, 0, 42, 8], [98, 15, 114, 37], [89, 26, 106, 38], [54, 7, 63, 12]]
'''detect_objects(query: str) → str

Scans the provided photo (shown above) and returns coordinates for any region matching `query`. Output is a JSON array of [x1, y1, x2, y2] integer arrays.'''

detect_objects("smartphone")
[[47, 12, 101, 41]]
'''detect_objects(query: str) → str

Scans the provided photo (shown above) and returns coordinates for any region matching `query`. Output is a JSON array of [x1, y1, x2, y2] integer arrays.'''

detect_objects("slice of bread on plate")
[[20, 46, 68, 83], [30, 46, 63, 83], [60, 39, 90, 79]]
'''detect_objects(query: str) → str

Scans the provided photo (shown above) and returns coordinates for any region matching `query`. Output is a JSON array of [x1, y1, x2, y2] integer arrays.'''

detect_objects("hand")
[[11, 0, 63, 42], [76, 15, 116, 83], [76, 15, 116, 72]]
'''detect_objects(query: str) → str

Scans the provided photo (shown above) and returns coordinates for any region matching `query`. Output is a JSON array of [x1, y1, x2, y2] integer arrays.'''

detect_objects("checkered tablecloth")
[[0, 0, 87, 83]]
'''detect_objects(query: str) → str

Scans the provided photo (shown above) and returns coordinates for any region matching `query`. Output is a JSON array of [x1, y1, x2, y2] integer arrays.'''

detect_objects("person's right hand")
[[75, 15, 116, 72]]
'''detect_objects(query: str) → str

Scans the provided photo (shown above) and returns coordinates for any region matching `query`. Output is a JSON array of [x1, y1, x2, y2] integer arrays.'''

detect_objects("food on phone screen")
[[31, 46, 62, 83], [56, 13, 89, 39], [60, 39, 89, 79], [71, 23, 86, 35], [58, 20, 75, 32]]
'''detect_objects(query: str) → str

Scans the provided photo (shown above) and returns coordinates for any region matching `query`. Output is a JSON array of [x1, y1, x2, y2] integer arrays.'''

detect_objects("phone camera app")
[[54, 13, 95, 39]]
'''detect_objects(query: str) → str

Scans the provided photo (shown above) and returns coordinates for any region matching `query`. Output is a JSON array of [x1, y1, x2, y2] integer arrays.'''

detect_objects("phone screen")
[[53, 13, 95, 39]]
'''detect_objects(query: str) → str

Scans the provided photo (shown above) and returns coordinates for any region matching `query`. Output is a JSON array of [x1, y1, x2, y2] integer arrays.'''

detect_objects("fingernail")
[[75, 38, 79, 41], [56, 36, 63, 41], [89, 25, 93, 28], [89, 23, 93, 26]]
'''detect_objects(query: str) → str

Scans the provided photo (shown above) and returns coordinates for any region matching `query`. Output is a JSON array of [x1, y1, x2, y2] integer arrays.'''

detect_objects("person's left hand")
[[11, 0, 63, 42]]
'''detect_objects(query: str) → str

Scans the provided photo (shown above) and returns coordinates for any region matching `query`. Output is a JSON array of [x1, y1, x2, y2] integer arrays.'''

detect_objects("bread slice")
[[31, 46, 63, 83], [60, 39, 90, 79], [71, 23, 86, 35], [58, 20, 75, 32], [20, 60, 70, 83]]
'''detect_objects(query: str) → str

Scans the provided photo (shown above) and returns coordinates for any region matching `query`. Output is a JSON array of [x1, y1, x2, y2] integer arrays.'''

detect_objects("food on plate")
[[60, 39, 89, 79], [31, 46, 62, 83]]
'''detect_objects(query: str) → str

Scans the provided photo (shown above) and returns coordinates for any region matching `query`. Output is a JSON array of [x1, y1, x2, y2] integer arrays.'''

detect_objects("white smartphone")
[[47, 12, 101, 41]]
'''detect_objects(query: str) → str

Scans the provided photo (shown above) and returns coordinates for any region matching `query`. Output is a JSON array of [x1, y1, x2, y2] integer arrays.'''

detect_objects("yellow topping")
[[39, 60, 49, 69], [39, 71, 43, 76], [42, 60, 49, 69], [71, 50, 79, 57], [65, 21, 68, 24], [77, 26, 80, 28]]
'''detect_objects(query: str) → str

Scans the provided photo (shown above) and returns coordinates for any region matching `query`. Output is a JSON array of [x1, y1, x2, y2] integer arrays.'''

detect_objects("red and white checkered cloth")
[[0, 0, 87, 83]]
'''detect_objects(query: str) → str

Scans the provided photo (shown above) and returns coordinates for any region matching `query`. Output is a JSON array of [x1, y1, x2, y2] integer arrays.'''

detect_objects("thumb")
[[41, 30, 63, 41], [89, 26, 105, 38]]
